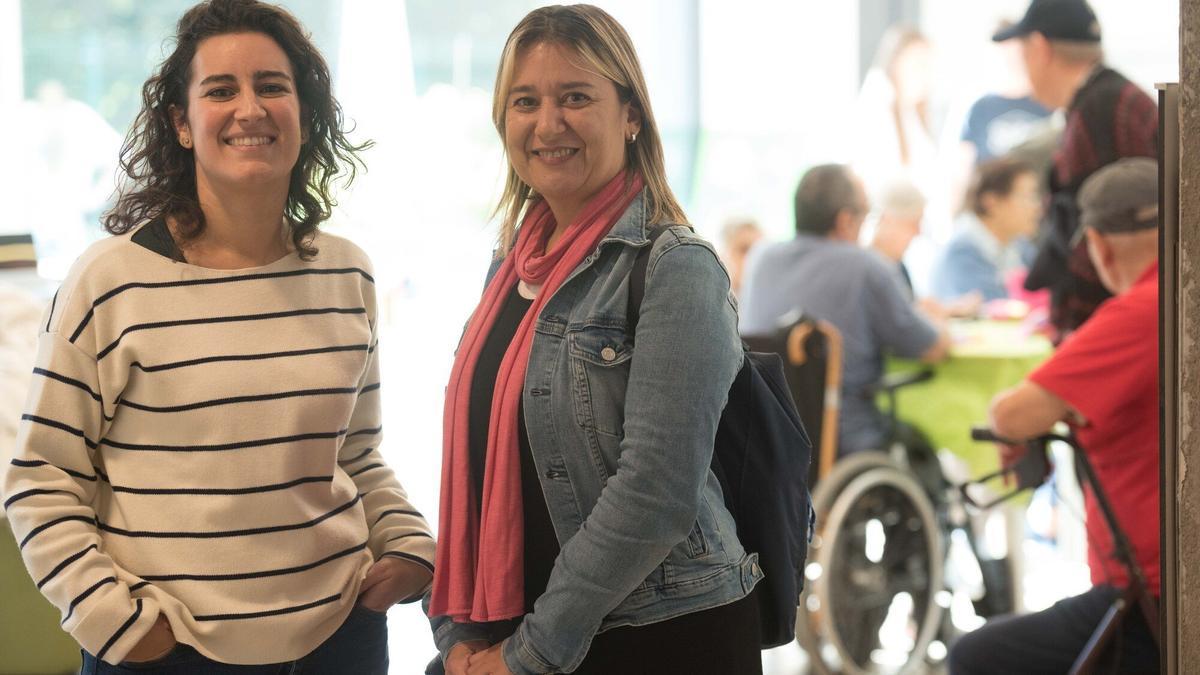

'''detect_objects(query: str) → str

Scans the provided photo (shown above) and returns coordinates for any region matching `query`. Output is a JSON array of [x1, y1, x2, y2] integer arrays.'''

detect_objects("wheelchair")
[[744, 315, 1012, 675]]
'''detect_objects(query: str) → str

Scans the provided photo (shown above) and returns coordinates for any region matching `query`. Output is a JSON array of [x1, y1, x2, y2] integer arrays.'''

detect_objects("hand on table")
[[466, 641, 514, 675], [123, 613, 176, 663], [946, 292, 984, 318], [356, 556, 433, 612]]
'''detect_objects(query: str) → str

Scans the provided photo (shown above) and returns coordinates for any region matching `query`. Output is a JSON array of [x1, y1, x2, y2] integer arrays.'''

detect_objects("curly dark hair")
[[103, 0, 370, 259]]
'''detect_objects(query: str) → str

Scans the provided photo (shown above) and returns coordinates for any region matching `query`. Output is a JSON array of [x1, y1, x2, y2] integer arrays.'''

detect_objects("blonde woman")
[[426, 5, 762, 675]]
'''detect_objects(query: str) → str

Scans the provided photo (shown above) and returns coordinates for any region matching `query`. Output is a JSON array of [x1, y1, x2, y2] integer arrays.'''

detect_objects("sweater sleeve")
[[3, 330, 161, 664], [335, 301, 436, 595]]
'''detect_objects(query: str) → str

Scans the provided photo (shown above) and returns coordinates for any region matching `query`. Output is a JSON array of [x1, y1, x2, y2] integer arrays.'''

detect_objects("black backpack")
[[628, 227, 814, 649]]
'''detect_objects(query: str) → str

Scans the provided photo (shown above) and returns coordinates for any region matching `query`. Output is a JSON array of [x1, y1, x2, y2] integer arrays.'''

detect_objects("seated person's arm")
[[918, 324, 951, 364], [868, 260, 951, 365], [989, 380, 1081, 441]]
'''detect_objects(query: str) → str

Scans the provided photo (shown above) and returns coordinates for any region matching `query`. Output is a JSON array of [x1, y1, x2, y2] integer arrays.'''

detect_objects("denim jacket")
[[426, 192, 762, 674]]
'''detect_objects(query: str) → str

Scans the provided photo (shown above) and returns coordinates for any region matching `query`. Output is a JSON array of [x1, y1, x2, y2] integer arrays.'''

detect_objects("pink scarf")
[[431, 171, 644, 622]]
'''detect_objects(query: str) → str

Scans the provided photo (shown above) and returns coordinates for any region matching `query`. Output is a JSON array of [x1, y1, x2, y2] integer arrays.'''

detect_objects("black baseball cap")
[[993, 0, 1102, 43]]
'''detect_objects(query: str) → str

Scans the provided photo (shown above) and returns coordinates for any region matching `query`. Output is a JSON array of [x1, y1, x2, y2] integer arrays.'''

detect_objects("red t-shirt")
[[1029, 262, 1159, 592]]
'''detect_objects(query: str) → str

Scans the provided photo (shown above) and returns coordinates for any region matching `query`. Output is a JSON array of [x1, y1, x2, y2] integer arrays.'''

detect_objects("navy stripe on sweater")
[[69, 267, 375, 342], [37, 544, 99, 589], [95, 598, 143, 662], [348, 463, 384, 478], [192, 593, 342, 621], [20, 415, 99, 449], [9, 458, 98, 482], [46, 289, 59, 333], [338, 448, 375, 466], [380, 551, 435, 575], [101, 428, 348, 453], [96, 307, 366, 359], [348, 426, 382, 438], [119, 387, 358, 414], [373, 508, 424, 527], [102, 474, 334, 496], [5, 488, 76, 510], [19, 515, 97, 549], [137, 542, 369, 582], [31, 368, 101, 402], [61, 576, 116, 625], [97, 495, 360, 539], [129, 343, 370, 373]]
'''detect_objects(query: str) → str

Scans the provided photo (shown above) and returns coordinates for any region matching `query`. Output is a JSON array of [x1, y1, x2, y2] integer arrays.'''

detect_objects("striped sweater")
[[1, 227, 435, 665]]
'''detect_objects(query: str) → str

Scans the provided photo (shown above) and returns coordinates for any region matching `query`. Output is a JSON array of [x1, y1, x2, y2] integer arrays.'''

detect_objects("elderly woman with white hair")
[[868, 178, 928, 300]]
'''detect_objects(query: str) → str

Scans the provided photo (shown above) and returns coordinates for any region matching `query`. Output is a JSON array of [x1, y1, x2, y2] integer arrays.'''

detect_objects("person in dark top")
[[426, 6, 762, 675], [961, 93, 1052, 166], [993, 0, 1158, 340]]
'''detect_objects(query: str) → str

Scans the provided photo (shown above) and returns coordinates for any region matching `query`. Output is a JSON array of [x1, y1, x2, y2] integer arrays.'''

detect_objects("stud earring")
[[628, 131, 638, 144], [180, 134, 192, 148]]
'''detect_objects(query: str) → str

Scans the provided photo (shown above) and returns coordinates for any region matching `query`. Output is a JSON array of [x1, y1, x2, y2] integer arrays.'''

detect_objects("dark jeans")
[[948, 584, 1159, 675], [572, 590, 761, 675], [81, 604, 388, 675]]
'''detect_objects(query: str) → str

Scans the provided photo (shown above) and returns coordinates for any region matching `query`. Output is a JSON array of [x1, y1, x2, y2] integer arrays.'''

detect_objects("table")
[[886, 319, 1053, 478]]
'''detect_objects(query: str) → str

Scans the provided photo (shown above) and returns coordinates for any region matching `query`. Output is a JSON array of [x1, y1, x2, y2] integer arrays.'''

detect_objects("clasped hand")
[[446, 640, 515, 675]]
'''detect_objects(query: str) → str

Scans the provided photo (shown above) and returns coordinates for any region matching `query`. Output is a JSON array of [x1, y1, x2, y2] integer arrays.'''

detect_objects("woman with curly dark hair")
[[2, 1, 434, 672]]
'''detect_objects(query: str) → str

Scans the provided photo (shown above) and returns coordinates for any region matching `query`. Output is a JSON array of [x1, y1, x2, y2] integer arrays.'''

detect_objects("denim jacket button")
[[600, 347, 617, 362]]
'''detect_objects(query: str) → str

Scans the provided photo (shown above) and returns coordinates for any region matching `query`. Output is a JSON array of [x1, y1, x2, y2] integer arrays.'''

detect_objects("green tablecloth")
[[886, 320, 1053, 478], [1, 518, 79, 674]]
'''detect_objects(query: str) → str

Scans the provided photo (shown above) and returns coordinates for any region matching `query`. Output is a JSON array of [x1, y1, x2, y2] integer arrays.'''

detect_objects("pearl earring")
[[629, 131, 638, 144]]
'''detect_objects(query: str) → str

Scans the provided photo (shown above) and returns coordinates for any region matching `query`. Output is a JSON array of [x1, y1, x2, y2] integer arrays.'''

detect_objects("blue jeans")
[[81, 604, 388, 674]]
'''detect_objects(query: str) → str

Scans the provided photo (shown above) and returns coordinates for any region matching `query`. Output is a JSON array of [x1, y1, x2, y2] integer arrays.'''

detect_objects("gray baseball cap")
[[1077, 158, 1159, 236]]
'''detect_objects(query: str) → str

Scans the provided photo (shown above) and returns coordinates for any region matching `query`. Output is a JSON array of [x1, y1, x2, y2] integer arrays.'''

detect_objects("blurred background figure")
[[933, 157, 1041, 303], [850, 26, 940, 207], [994, 0, 1158, 340], [0, 236, 42, 469], [948, 20, 1055, 214], [12, 80, 121, 279], [718, 217, 763, 296], [868, 178, 927, 301], [740, 164, 949, 456]]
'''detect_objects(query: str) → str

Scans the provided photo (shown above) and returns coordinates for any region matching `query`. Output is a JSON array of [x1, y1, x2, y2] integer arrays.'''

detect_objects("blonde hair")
[[491, 4, 687, 254]]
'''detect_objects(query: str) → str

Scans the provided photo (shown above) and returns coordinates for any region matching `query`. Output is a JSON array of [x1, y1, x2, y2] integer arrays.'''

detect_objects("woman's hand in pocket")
[[357, 556, 433, 612], [123, 614, 176, 663]]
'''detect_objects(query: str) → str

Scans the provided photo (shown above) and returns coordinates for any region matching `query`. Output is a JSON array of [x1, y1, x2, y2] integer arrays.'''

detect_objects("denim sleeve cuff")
[[431, 619, 490, 658], [502, 628, 557, 675]]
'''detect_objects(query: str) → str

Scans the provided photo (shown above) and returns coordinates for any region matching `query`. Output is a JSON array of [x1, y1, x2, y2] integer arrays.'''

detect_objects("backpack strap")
[[627, 224, 672, 330]]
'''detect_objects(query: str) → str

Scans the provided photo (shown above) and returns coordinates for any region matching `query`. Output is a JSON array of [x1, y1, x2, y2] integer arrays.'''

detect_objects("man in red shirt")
[[949, 157, 1159, 674]]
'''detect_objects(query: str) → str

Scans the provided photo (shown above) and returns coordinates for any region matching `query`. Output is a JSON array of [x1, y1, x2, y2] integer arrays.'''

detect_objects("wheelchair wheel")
[[798, 453, 944, 675]]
